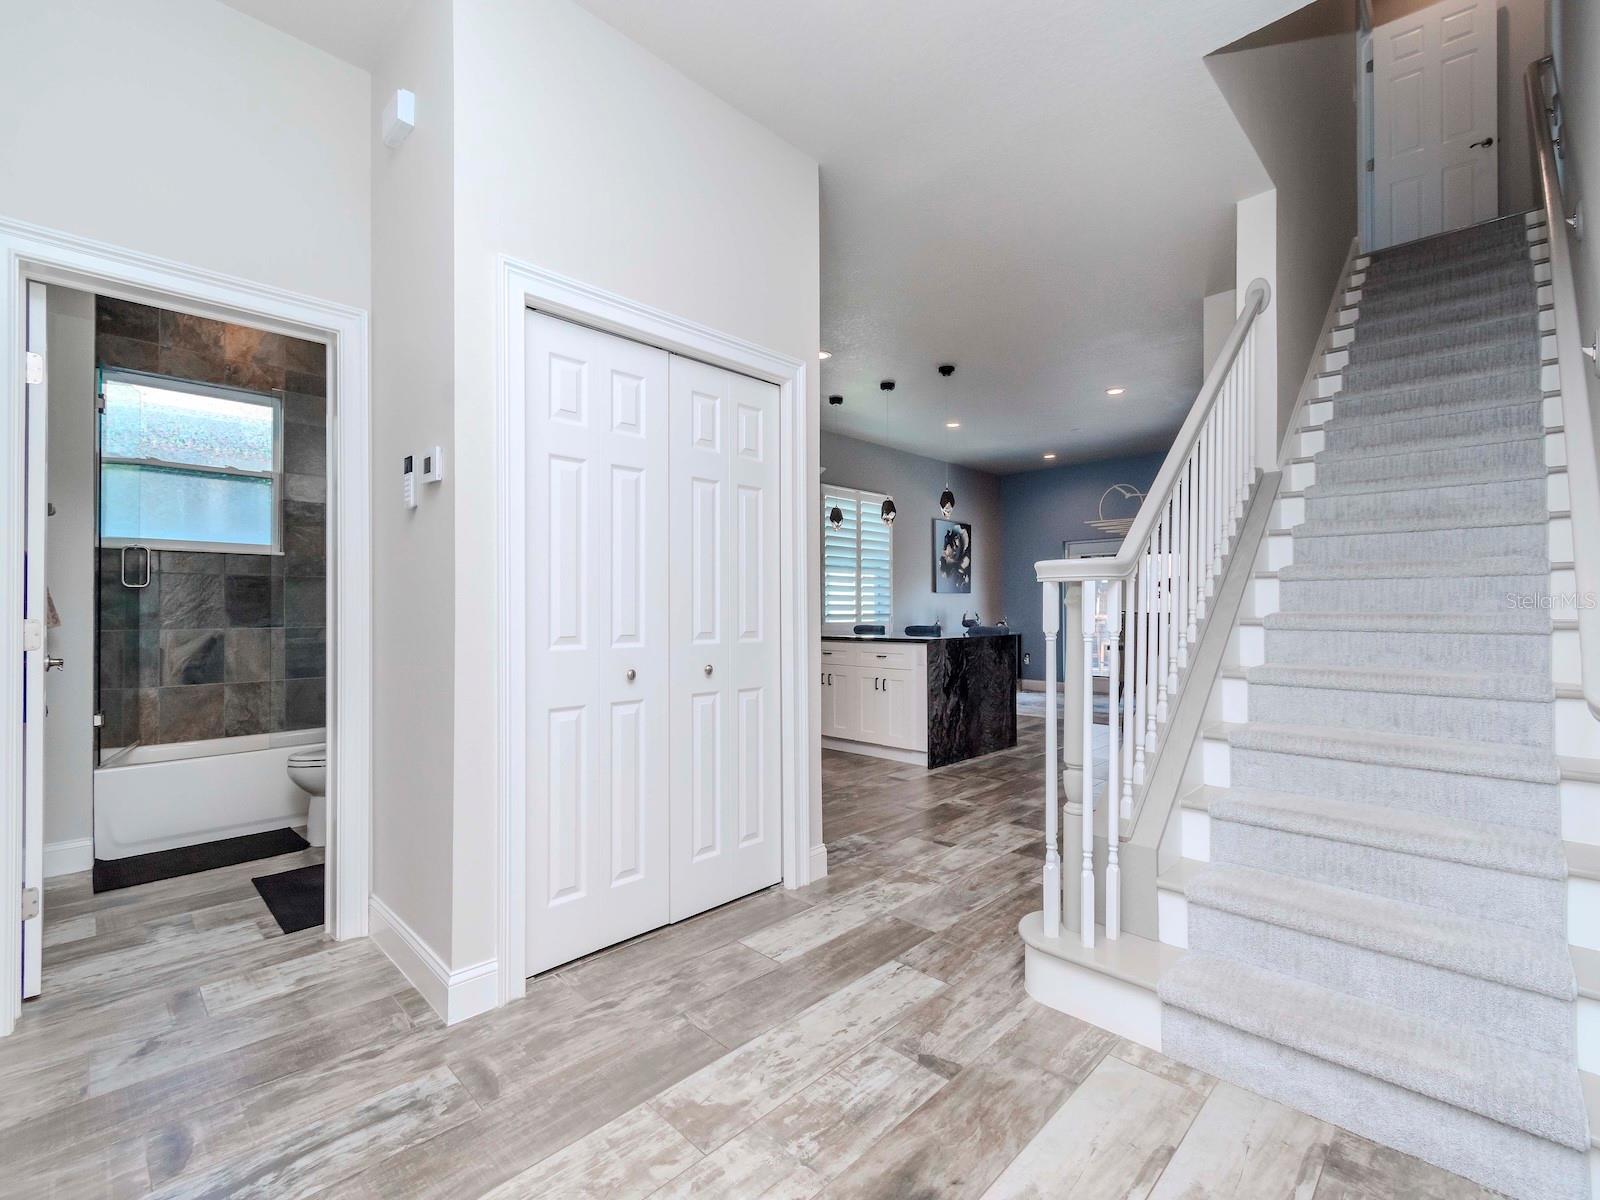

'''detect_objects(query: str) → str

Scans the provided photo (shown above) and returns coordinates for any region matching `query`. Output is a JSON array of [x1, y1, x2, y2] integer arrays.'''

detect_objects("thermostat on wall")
[[422, 446, 445, 484]]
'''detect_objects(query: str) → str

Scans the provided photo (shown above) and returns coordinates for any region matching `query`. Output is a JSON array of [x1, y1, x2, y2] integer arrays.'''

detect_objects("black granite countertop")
[[822, 632, 1018, 643]]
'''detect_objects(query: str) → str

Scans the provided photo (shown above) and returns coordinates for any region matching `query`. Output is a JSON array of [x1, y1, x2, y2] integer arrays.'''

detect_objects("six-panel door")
[[1372, 0, 1498, 250], [524, 312, 672, 976], [668, 356, 783, 922]]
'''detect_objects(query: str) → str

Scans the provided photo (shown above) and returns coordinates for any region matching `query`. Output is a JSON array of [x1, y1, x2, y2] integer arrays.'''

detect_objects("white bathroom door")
[[1371, 0, 1498, 249], [523, 312, 672, 976], [667, 356, 782, 922], [22, 282, 48, 999]]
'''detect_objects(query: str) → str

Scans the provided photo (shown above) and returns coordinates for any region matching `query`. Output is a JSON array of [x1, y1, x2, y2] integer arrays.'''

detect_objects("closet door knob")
[[704, 664, 714, 677], [625, 668, 636, 682]]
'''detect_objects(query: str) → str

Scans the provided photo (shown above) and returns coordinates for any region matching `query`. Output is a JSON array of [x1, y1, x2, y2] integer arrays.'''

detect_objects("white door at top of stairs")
[[1371, 0, 1499, 251], [523, 311, 782, 976]]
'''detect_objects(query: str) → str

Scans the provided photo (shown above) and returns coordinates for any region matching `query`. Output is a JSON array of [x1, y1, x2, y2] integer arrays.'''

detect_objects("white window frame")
[[823, 484, 894, 634], [98, 367, 284, 555]]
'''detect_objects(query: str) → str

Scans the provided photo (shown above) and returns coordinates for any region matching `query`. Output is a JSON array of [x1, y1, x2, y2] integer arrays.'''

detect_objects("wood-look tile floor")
[[5, 717, 1498, 1199]]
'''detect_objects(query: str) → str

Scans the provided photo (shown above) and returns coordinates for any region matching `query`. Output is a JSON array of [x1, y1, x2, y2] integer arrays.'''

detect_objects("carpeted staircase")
[[1158, 216, 1589, 1200]]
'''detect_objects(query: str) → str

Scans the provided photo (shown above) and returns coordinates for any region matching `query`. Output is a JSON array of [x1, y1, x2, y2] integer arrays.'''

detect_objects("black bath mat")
[[253, 864, 325, 934], [92, 827, 309, 893]]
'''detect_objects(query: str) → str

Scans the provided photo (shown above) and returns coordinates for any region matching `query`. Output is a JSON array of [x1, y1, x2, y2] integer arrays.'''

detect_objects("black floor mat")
[[92, 827, 309, 893], [253, 863, 325, 934]]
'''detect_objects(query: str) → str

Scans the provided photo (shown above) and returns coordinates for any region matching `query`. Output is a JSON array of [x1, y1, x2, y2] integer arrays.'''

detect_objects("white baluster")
[[1184, 451, 1198, 652], [1209, 405, 1223, 581], [1164, 496, 1178, 700], [1144, 536, 1158, 754], [1080, 580, 1096, 949], [1175, 466, 1189, 672], [1106, 579, 1122, 940], [1133, 557, 1148, 786], [1042, 581, 1061, 939], [1123, 564, 1136, 811]]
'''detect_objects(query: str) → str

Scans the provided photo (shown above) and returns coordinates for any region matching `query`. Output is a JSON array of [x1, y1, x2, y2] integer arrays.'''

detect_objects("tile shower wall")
[[96, 297, 327, 747]]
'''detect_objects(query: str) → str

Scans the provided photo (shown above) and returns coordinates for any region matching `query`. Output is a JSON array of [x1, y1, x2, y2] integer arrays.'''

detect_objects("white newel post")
[[1042, 581, 1061, 939]]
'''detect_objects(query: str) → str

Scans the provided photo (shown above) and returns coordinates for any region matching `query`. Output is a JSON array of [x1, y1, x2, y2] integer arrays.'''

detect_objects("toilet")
[[286, 744, 328, 848]]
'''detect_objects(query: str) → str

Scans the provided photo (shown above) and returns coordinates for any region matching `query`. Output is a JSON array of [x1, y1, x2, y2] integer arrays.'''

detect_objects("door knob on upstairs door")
[[1470, 137, 1495, 148], [45, 657, 64, 672]]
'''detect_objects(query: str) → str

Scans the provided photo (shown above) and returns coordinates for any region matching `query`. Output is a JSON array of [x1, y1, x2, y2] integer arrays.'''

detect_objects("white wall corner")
[[370, 895, 498, 1027], [808, 842, 829, 882], [43, 838, 93, 879]]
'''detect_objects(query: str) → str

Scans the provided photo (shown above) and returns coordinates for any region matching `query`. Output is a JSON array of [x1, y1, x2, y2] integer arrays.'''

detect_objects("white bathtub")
[[93, 729, 323, 860]]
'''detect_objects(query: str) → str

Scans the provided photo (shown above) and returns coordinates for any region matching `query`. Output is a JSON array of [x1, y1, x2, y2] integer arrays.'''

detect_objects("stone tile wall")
[[95, 297, 327, 748]]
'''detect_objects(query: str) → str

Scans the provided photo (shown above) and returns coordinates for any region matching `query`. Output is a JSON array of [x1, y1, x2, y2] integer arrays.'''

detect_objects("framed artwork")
[[933, 519, 972, 593]]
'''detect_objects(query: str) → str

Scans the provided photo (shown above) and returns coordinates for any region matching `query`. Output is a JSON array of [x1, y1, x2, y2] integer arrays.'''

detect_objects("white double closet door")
[[524, 311, 782, 976]]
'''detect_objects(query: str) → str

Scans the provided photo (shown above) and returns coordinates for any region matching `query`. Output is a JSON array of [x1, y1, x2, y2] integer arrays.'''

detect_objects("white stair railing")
[[1528, 57, 1600, 722], [1037, 277, 1271, 946]]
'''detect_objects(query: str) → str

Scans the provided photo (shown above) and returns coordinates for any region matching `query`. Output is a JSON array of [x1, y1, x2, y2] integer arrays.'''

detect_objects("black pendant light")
[[877, 379, 897, 524], [938, 364, 956, 516], [828, 504, 844, 530]]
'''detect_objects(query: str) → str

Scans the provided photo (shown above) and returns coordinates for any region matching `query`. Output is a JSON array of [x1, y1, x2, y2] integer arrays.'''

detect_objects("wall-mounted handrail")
[[1528, 57, 1600, 720], [1035, 278, 1271, 585]]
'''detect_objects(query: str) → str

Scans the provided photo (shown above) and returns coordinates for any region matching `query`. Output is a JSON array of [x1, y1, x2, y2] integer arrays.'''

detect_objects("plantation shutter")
[[822, 486, 895, 629]]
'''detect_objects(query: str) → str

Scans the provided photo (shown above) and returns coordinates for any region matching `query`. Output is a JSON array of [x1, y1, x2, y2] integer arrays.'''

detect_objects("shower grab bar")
[[119, 545, 151, 589]]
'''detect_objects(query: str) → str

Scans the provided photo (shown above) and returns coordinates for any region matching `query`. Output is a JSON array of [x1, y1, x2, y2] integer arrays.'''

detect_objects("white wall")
[[365, 0, 823, 972], [1202, 289, 1239, 375], [369, 0, 460, 962], [1210, 4, 1360, 452], [0, 0, 371, 310], [43, 288, 95, 864]]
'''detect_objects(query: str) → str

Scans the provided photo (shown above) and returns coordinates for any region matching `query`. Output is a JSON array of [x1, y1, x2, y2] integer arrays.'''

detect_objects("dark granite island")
[[820, 633, 1020, 768]]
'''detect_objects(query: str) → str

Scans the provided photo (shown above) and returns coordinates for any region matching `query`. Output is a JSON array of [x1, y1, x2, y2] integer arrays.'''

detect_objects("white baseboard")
[[808, 842, 828, 882], [820, 736, 927, 766], [44, 838, 93, 879], [1018, 679, 1065, 694], [369, 895, 498, 1026]]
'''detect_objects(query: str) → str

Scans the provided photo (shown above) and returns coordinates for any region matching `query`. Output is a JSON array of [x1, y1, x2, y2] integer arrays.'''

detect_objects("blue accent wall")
[[999, 451, 1168, 681]]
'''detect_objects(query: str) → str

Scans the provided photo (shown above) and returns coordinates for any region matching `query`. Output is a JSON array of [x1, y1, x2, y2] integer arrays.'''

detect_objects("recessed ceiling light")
[[945, 421, 961, 428], [1043, 452, 1057, 460], [1106, 386, 1126, 396], [819, 350, 832, 360]]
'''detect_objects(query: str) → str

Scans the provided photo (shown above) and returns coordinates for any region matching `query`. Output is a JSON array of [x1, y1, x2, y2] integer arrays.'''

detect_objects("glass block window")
[[99, 371, 281, 552]]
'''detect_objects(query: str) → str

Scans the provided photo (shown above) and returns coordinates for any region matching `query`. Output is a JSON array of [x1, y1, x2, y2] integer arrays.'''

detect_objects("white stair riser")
[[1284, 459, 1316, 491], [1202, 735, 1231, 788], [1570, 877, 1600, 952], [1228, 624, 1265, 669], [1563, 778, 1600, 846], [1271, 495, 1305, 529], [1266, 531, 1294, 571], [1331, 327, 1355, 349], [1556, 701, 1600, 757], [1322, 348, 1350, 373], [1181, 807, 1211, 863], [1579, 995, 1600, 1073], [1316, 374, 1343, 400], [1244, 577, 1278, 621], [1218, 676, 1248, 724], [1556, 629, 1582, 686], [1157, 885, 1188, 949], [1023, 947, 1162, 1051], [1308, 398, 1334, 425]]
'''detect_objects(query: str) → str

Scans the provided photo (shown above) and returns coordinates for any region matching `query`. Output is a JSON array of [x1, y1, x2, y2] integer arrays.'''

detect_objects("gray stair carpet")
[[1159, 215, 1589, 1200]]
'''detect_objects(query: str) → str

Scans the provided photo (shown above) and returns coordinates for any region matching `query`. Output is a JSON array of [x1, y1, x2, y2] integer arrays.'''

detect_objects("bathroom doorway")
[[24, 285, 332, 996], [2, 220, 373, 1033]]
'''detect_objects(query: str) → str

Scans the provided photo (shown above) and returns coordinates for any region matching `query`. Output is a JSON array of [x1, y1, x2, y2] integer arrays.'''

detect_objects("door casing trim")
[[495, 256, 815, 1003]]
